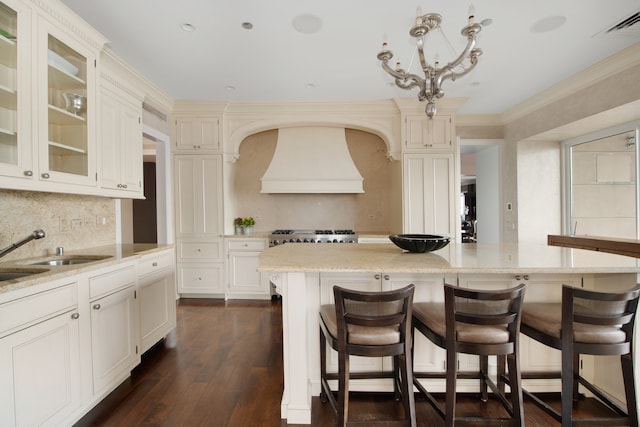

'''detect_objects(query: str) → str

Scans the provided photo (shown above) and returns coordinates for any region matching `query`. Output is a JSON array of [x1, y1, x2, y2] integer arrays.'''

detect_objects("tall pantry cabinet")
[[173, 112, 225, 296], [400, 105, 458, 240]]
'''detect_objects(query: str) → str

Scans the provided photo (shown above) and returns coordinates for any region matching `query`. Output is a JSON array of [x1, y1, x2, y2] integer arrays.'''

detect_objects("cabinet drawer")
[[89, 265, 136, 300], [178, 241, 223, 261], [0, 282, 77, 337], [227, 239, 267, 251], [177, 263, 224, 294], [137, 250, 173, 277]]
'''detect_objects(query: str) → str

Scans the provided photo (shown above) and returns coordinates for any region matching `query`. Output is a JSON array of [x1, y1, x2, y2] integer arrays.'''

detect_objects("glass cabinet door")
[[0, 0, 31, 179], [39, 19, 96, 186]]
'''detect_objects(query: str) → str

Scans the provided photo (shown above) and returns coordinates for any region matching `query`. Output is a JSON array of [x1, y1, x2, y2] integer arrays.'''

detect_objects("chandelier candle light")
[[377, 5, 483, 118]]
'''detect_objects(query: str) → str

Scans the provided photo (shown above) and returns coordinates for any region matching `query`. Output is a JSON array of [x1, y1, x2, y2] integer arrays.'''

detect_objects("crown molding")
[[31, 0, 108, 51], [456, 114, 504, 127], [502, 43, 640, 124]]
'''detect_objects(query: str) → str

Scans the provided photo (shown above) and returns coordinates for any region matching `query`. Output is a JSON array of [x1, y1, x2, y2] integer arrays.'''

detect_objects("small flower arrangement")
[[234, 217, 243, 227], [241, 217, 256, 227]]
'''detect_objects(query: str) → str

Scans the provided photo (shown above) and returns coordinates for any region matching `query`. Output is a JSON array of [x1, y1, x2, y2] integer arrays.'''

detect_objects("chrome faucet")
[[0, 229, 46, 259]]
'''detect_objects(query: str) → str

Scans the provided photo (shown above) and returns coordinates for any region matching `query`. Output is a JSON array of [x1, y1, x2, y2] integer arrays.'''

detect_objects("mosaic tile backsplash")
[[0, 190, 116, 262]]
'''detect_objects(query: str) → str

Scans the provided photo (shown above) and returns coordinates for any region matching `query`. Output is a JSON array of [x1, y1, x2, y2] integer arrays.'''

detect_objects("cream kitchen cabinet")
[[174, 116, 220, 152], [404, 115, 452, 151], [0, 280, 82, 427], [0, 0, 32, 181], [176, 240, 224, 296], [88, 264, 139, 398], [174, 155, 223, 238], [137, 248, 176, 353], [99, 78, 143, 197], [37, 16, 98, 187], [403, 153, 456, 237], [225, 237, 270, 300], [174, 154, 225, 297]]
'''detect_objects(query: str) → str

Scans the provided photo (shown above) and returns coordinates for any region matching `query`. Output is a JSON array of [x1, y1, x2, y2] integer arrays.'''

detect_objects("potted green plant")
[[241, 217, 256, 235], [234, 217, 243, 235]]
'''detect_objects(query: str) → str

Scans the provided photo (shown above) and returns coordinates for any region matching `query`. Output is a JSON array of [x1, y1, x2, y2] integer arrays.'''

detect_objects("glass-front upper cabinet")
[[38, 17, 97, 187], [0, 0, 31, 179]]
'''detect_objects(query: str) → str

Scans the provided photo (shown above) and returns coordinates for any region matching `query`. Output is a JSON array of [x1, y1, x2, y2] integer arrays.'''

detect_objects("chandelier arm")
[[416, 36, 430, 73], [380, 59, 425, 90], [440, 59, 479, 83], [441, 36, 477, 73]]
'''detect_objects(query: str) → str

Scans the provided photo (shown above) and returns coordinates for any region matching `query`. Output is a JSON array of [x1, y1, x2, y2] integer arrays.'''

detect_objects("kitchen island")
[[258, 242, 640, 424]]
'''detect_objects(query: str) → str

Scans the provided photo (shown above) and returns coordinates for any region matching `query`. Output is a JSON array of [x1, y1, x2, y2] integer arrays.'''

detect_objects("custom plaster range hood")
[[260, 127, 364, 194]]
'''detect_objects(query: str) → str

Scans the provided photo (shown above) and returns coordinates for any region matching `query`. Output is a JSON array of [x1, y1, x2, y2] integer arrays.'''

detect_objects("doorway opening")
[[459, 139, 502, 244]]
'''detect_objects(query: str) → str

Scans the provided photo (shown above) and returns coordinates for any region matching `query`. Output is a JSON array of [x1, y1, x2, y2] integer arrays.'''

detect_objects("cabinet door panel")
[[139, 272, 172, 352], [403, 153, 455, 236], [90, 286, 137, 396], [0, 310, 81, 427], [177, 263, 224, 294]]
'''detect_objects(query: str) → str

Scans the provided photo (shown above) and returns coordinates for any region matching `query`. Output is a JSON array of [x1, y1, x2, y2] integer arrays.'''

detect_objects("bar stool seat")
[[412, 283, 526, 427], [319, 284, 416, 427], [520, 285, 640, 427]]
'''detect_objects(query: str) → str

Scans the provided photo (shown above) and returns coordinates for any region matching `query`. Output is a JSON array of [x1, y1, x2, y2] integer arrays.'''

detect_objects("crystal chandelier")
[[377, 8, 483, 118]]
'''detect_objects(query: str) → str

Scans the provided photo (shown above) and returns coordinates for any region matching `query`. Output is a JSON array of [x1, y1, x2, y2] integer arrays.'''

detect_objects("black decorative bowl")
[[389, 234, 451, 253]]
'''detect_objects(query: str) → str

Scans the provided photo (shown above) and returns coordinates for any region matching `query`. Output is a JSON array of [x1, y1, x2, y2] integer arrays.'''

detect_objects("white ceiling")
[[60, 0, 640, 115]]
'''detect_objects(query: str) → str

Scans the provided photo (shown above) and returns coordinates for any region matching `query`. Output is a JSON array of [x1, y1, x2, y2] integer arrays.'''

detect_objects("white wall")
[[476, 144, 502, 244], [517, 140, 562, 243]]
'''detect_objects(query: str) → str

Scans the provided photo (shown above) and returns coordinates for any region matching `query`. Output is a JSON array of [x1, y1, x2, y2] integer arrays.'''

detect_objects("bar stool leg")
[[561, 341, 574, 427], [445, 347, 457, 427], [480, 355, 489, 402], [622, 352, 639, 427], [507, 352, 524, 425], [338, 350, 349, 427]]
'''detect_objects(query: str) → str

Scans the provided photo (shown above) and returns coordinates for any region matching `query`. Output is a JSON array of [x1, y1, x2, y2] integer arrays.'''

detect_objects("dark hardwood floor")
[[74, 298, 621, 427]]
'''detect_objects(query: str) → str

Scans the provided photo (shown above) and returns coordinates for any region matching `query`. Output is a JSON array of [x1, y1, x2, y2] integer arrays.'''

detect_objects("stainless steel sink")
[[29, 255, 112, 266], [0, 268, 49, 282]]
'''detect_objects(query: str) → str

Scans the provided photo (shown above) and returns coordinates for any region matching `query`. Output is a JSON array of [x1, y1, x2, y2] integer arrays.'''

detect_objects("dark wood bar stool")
[[319, 284, 416, 427], [412, 283, 526, 427], [520, 284, 640, 427]]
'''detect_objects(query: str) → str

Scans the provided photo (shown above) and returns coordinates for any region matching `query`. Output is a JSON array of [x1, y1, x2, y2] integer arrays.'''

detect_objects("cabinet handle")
[[383, 275, 390, 280], [123, 184, 128, 189], [71, 313, 79, 319], [197, 277, 202, 280], [243, 244, 248, 247], [197, 248, 201, 252], [514, 275, 530, 281], [375, 274, 381, 280], [93, 303, 101, 310], [24, 170, 33, 176], [424, 144, 433, 147], [41, 172, 50, 179], [152, 262, 158, 267], [523, 275, 529, 281]]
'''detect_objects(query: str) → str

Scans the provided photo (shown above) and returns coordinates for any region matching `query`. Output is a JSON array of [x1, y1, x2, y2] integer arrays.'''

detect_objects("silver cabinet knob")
[[41, 172, 50, 179], [383, 275, 390, 280], [152, 262, 158, 267], [93, 303, 101, 310], [375, 274, 381, 280], [71, 313, 79, 319], [24, 170, 33, 176]]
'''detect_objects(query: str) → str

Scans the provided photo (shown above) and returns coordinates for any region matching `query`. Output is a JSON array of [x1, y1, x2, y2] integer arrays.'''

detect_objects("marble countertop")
[[0, 243, 173, 295], [258, 242, 640, 274]]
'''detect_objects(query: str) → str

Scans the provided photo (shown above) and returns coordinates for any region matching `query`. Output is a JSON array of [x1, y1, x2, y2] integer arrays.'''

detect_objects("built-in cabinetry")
[[399, 109, 458, 239], [137, 249, 176, 353], [404, 115, 452, 151], [174, 116, 220, 151], [226, 237, 270, 299], [87, 263, 138, 397], [0, 0, 148, 199], [99, 77, 143, 197], [174, 154, 225, 296], [0, 279, 82, 427], [0, 246, 176, 427], [403, 152, 456, 236]]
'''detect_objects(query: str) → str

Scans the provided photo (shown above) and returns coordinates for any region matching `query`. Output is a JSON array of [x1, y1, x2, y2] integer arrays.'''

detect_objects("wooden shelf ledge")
[[548, 234, 640, 258]]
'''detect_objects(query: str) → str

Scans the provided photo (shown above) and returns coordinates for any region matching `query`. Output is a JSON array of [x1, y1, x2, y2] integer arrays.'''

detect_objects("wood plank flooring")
[[74, 298, 620, 427]]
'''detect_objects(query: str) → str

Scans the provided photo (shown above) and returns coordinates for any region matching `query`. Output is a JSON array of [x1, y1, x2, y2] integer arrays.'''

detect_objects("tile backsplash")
[[0, 190, 116, 262]]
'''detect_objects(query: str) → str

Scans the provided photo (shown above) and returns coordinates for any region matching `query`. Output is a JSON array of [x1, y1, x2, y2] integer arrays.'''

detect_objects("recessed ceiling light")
[[480, 18, 493, 27], [292, 14, 323, 34], [242, 22, 253, 30], [306, 83, 316, 89], [181, 23, 196, 32], [225, 85, 236, 91], [531, 15, 567, 33]]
